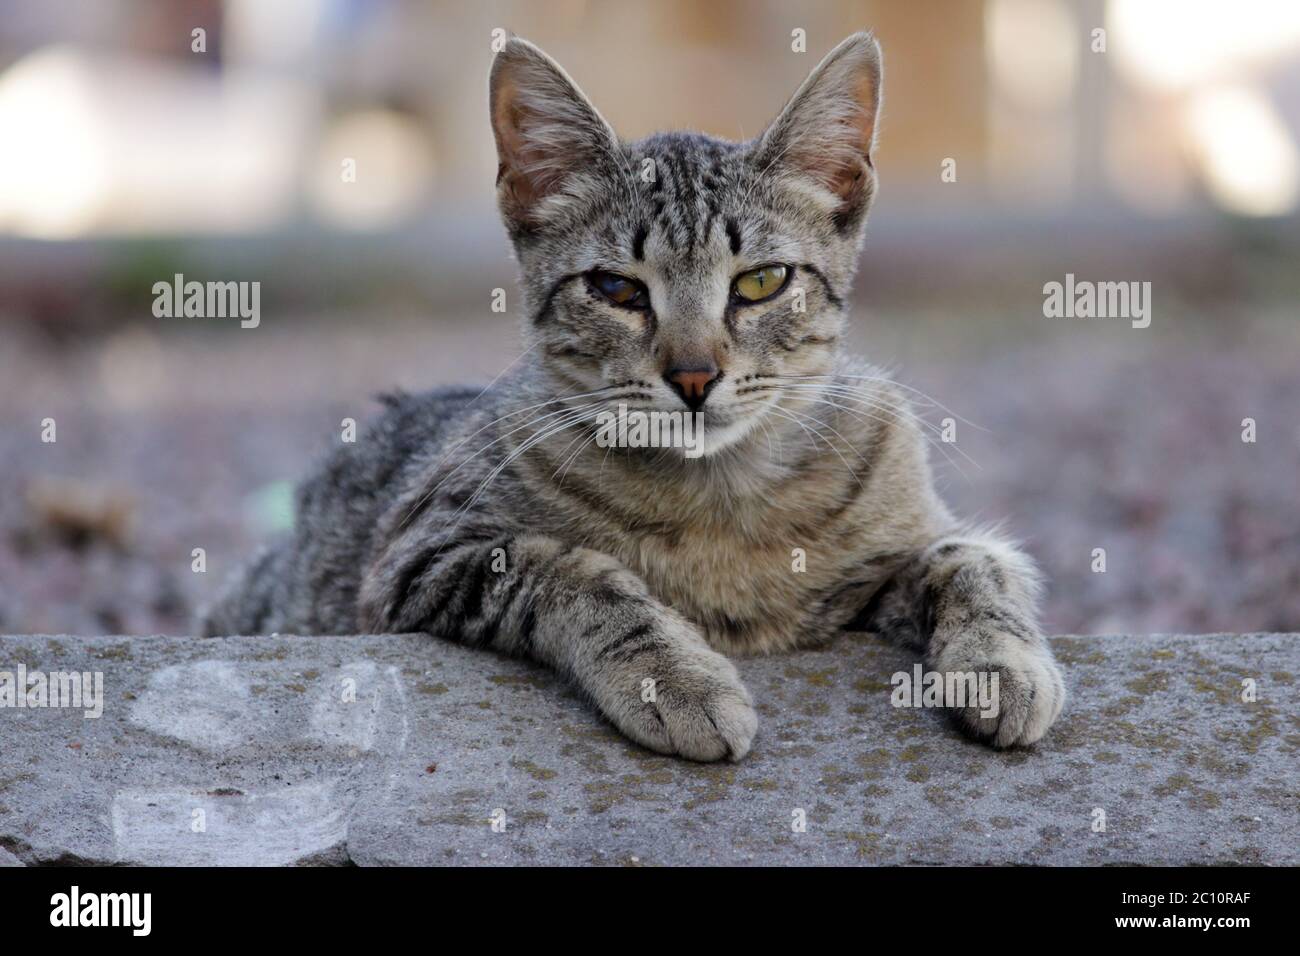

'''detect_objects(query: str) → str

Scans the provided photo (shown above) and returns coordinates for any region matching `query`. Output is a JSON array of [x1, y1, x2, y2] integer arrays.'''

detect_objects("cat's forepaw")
[[597, 621, 757, 762], [932, 638, 1065, 748]]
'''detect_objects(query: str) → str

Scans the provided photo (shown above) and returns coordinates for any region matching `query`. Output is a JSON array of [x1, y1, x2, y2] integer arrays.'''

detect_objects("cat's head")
[[489, 32, 882, 455]]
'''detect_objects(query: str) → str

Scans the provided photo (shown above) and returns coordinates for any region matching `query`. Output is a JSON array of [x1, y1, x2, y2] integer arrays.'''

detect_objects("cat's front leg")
[[860, 532, 1066, 747], [359, 531, 756, 761]]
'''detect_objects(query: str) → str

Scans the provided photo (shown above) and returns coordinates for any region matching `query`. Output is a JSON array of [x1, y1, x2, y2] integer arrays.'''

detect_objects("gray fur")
[[202, 32, 1064, 760]]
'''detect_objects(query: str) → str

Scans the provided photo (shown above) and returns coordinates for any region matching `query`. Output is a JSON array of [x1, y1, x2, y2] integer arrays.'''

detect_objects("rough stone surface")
[[0, 632, 1294, 866]]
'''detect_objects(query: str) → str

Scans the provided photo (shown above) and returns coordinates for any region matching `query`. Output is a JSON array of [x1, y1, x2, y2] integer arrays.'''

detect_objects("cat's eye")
[[732, 264, 791, 304], [587, 271, 649, 310]]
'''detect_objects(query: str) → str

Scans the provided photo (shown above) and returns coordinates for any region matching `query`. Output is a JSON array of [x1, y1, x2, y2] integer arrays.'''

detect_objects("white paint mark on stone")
[[128, 659, 409, 757], [128, 660, 250, 750], [309, 661, 380, 752], [386, 664, 411, 755], [111, 780, 347, 866]]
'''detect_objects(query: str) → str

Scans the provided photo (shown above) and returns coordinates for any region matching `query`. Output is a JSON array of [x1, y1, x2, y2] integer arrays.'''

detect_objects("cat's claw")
[[651, 667, 757, 762], [601, 633, 757, 762], [932, 639, 1065, 748]]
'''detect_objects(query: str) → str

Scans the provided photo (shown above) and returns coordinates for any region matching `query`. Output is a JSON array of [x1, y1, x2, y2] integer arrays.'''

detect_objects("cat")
[[201, 31, 1066, 761]]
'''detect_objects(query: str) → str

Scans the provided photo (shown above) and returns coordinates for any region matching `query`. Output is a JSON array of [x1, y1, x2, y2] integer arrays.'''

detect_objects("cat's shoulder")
[[372, 384, 482, 417], [337, 385, 495, 474]]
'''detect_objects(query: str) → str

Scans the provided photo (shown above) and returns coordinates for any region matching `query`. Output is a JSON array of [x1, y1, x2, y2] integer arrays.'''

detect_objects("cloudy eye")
[[732, 264, 791, 303], [588, 271, 649, 309]]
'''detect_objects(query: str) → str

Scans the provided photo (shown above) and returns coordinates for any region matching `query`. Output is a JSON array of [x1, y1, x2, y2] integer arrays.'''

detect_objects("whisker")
[[459, 407, 602, 514], [752, 378, 984, 473], [466, 342, 539, 407], [395, 393, 619, 531], [770, 382, 952, 440], [763, 403, 864, 486], [774, 403, 871, 479], [746, 382, 979, 479], [551, 420, 601, 485], [775, 373, 987, 432], [432, 407, 604, 553], [761, 402, 823, 451], [791, 386, 982, 474], [394, 381, 653, 530], [791, 393, 975, 479]]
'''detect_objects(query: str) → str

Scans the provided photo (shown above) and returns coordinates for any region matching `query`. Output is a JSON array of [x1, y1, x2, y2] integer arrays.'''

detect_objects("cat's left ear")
[[755, 32, 882, 217], [489, 36, 619, 231]]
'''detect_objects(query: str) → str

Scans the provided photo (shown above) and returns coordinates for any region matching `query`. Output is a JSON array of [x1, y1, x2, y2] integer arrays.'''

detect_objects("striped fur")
[[202, 33, 1064, 760]]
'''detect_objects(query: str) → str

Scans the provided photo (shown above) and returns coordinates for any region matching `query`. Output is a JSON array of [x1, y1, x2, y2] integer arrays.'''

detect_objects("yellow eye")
[[733, 265, 790, 303]]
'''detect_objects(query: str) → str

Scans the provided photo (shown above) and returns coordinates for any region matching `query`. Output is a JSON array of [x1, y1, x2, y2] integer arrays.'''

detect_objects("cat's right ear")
[[489, 37, 619, 231]]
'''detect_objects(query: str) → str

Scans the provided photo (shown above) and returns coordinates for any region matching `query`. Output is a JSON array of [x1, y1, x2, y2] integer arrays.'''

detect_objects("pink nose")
[[665, 365, 720, 409]]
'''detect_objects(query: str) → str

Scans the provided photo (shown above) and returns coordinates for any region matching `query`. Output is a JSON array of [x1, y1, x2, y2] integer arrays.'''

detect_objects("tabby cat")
[[202, 32, 1066, 761]]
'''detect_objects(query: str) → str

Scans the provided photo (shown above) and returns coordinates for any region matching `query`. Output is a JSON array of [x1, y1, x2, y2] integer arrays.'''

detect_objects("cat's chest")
[[600, 503, 851, 652], [523, 448, 875, 652]]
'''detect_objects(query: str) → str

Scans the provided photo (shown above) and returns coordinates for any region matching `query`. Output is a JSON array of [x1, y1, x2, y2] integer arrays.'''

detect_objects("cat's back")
[[296, 385, 490, 527], [202, 385, 493, 635]]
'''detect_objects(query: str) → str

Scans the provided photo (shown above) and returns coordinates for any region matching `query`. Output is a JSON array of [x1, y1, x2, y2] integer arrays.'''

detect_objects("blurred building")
[[1, 0, 1298, 239]]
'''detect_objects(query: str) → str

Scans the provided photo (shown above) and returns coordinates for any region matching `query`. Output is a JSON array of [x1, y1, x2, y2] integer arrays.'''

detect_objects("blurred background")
[[1, 0, 1297, 637]]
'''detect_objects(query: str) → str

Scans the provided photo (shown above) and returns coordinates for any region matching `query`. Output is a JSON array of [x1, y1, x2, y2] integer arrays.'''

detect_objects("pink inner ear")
[[847, 71, 879, 156], [812, 142, 865, 197], [774, 54, 879, 201], [493, 84, 578, 214], [493, 87, 548, 210], [795, 107, 875, 199]]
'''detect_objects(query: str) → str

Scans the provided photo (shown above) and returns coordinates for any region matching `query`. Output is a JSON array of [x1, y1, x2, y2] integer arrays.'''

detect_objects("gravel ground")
[[2, 308, 1297, 637]]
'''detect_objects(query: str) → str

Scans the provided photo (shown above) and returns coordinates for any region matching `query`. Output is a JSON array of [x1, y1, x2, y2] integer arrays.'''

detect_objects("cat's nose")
[[664, 363, 721, 411]]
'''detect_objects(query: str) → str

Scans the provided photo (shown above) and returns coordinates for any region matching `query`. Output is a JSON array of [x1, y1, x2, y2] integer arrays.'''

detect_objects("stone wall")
[[0, 632, 1293, 865]]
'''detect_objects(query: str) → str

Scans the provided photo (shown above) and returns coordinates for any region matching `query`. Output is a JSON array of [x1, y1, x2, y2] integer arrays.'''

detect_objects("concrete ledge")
[[0, 632, 1294, 865]]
